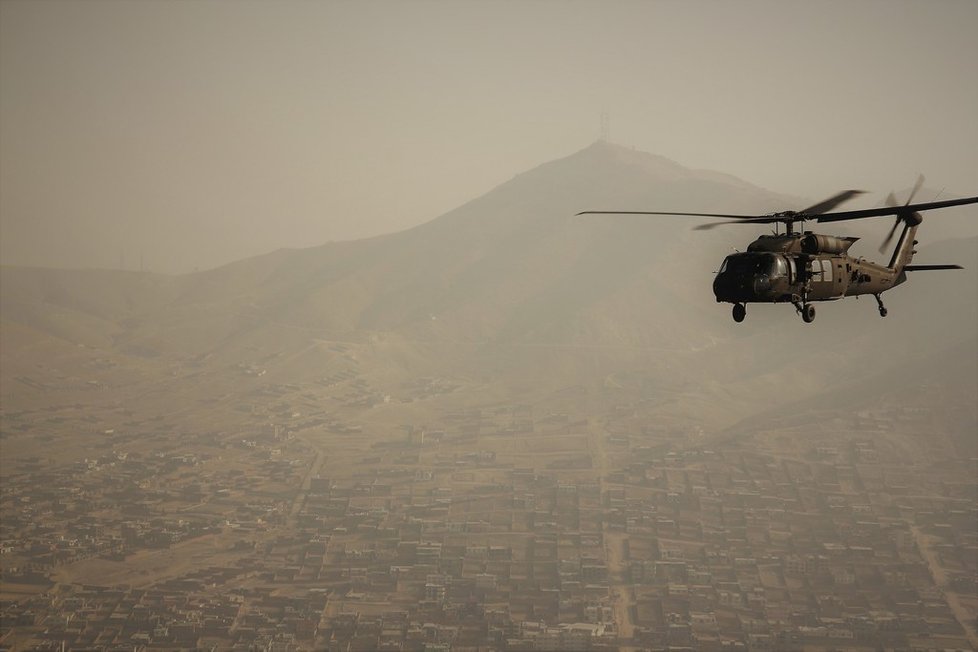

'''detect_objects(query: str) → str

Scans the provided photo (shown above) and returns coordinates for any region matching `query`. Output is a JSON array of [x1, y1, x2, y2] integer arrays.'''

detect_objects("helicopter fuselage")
[[713, 232, 904, 307]]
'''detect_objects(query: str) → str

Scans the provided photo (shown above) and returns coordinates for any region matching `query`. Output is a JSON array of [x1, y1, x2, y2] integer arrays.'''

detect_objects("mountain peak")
[[541, 141, 759, 194], [565, 139, 688, 173]]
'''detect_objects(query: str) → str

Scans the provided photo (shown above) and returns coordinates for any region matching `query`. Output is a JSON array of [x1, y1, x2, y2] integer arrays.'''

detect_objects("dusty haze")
[[1, 0, 976, 272], [1, 2, 977, 650], [2, 139, 977, 650]]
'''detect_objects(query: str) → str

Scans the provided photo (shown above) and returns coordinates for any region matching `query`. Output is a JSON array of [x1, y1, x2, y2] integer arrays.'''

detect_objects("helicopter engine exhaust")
[[801, 233, 857, 255]]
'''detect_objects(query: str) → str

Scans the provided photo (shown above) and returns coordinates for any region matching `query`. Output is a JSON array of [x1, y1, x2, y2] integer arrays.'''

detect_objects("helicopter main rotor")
[[577, 189, 978, 237]]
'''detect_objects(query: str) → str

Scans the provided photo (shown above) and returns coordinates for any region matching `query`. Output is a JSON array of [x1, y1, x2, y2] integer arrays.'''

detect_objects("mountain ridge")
[[2, 142, 974, 384], [2, 142, 975, 442]]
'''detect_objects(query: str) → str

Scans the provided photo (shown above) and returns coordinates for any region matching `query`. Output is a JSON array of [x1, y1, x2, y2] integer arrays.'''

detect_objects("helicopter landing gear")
[[794, 301, 816, 323], [874, 294, 888, 317], [732, 303, 746, 323]]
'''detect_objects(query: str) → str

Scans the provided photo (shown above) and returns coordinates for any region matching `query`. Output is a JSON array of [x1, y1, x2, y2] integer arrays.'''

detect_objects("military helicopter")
[[579, 178, 978, 323]]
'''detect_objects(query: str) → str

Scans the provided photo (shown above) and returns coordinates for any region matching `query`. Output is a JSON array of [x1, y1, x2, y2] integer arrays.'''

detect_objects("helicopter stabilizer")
[[903, 264, 964, 271]]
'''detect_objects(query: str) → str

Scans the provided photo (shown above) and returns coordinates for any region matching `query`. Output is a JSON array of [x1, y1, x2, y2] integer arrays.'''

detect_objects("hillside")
[[2, 142, 975, 434]]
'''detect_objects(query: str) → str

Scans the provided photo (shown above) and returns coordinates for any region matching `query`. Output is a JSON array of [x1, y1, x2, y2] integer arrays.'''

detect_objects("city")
[[2, 361, 974, 651]]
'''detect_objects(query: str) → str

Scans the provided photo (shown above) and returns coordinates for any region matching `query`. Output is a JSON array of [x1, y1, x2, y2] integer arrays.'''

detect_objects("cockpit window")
[[719, 253, 780, 276]]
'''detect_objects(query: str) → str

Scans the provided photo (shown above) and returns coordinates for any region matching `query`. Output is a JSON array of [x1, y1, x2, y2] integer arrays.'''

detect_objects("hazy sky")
[[2, 0, 976, 273]]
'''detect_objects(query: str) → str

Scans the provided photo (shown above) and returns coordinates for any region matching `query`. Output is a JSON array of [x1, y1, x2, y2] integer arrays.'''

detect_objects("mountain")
[[0, 143, 771, 350], [2, 141, 975, 433]]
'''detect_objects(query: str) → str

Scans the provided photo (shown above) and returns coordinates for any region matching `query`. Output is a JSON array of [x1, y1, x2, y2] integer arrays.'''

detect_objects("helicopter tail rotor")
[[880, 175, 925, 254], [879, 192, 900, 253]]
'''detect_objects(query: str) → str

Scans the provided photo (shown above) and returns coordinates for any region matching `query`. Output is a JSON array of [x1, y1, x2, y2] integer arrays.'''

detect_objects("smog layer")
[[2, 142, 976, 650]]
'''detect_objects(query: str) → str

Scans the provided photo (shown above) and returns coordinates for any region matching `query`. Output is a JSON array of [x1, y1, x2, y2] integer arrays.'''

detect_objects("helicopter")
[[579, 178, 978, 323]]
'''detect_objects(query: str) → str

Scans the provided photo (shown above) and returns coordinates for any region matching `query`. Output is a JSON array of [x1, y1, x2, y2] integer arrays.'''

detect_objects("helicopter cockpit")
[[717, 252, 788, 278], [714, 252, 790, 302]]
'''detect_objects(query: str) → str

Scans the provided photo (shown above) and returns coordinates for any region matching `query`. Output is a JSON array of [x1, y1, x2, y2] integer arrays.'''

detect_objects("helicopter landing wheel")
[[732, 303, 746, 323], [874, 294, 888, 317], [801, 304, 816, 323]]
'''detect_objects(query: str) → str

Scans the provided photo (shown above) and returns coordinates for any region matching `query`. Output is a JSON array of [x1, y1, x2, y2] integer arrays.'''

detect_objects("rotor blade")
[[905, 174, 925, 206], [692, 216, 794, 230], [816, 195, 978, 223], [575, 210, 760, 219], [879, 217, 900, 254], [798, 189, 866, 215], [693, 220, 751, 230]]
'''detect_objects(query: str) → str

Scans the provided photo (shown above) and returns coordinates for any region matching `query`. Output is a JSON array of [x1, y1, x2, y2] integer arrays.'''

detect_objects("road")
[[911, 525, 978, 649], [585, 392, 639, 650], [289, 444, 325, 524]]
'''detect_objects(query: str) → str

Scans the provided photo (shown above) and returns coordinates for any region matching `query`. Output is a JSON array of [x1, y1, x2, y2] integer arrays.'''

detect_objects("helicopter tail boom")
[[886, 214, 922, 273]]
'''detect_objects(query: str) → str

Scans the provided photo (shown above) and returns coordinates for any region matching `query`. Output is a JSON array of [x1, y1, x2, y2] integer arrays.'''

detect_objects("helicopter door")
[[808, 259, 823, 282], [821, 259, 832, 283], [808, 258, 832, 284]]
